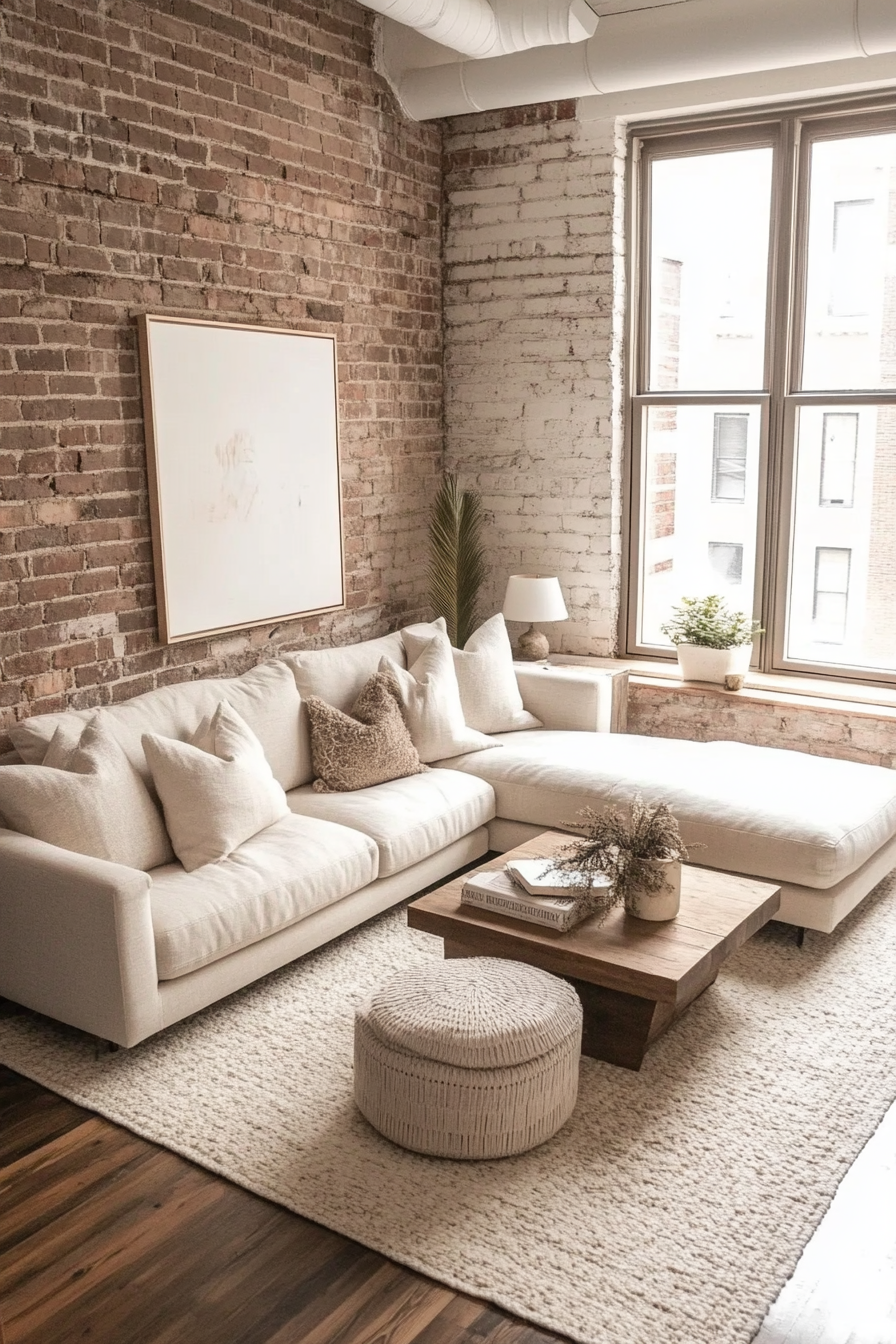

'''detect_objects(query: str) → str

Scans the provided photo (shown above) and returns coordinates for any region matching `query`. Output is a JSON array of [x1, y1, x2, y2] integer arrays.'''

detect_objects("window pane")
[[801, 133, 896, 389], [786, 406, 896, 668], [648, 148, 773, 392], [638, 403, 761, 647]]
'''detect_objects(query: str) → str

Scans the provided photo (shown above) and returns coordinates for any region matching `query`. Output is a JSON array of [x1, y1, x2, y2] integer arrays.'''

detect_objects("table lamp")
[[502, 575, 568, 661]]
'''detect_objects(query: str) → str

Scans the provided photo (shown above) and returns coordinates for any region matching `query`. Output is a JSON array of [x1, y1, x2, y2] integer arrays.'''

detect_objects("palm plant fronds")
[[428, 472, 487, 648]]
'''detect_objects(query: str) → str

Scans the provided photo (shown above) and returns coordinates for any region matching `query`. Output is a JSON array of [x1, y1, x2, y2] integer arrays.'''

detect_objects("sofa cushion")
[[150, 812, 379, 979], [144, 704, 290, 873], [287, 768, 495, 878], [402, 614, 541, 734], [283, 631, 406, 712], [382, 634, 496, 764], [9, 661, 307, 791], [0, 715, 174, 871], [444, 731, 896, 890]]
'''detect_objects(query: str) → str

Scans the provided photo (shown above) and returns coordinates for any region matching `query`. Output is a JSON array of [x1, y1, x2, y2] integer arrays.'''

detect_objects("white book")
[[461, 869, 587, 933], [504, 858, 591, 898]]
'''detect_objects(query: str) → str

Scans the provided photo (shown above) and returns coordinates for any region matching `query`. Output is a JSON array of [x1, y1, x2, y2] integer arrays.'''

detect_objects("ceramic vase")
[[624, 857, 682, 921]]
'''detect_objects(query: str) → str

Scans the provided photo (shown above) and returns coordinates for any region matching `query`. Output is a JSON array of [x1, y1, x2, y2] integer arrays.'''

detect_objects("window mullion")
[[764, 116, 800, 675]]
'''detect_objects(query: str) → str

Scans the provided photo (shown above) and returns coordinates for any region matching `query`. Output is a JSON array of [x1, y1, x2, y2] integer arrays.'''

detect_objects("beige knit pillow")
[[306, 671, 426, 793], [0, 715, 173, 871], [142, 702, 289, 872]]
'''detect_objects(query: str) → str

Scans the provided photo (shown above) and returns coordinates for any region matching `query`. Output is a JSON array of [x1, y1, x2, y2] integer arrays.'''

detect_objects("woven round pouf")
[[353, 957, 582, 1159]]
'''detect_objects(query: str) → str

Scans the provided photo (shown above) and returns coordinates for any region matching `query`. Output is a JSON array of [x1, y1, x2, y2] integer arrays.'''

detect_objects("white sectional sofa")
[[2, 628, 896, 1048]]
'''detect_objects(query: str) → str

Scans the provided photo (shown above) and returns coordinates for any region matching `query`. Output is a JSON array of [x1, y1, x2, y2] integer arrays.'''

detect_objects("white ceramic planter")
[[675, 642, 751, 685], [625, 858, 682, 921]]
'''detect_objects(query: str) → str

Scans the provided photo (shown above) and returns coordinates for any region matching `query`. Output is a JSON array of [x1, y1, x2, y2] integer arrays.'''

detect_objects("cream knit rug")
[[2, 877, 896, 1344]]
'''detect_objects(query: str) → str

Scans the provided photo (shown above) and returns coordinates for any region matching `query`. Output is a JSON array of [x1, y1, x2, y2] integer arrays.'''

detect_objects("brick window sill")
[[548, 654, 896, 721]]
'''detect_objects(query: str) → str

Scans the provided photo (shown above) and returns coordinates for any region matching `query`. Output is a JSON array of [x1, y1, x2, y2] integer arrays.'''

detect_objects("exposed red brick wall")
[[0, 0, 442, 750], [649, 450, 676, 541]]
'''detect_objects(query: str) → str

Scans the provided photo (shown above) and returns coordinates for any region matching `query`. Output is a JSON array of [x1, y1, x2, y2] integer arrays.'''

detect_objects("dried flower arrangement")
[[554, 794, 696, 923]]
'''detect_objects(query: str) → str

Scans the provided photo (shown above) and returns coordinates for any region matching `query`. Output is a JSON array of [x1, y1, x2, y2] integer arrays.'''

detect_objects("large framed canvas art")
[[137, 314, 345, 644]]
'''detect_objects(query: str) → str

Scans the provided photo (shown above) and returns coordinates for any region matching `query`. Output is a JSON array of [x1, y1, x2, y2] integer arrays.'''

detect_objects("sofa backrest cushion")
[[0, 716, 175, 871], [381, 636, 497, 763], [281, 631, 406, 712], [9, 661, 308, 792], [143, 703, 290, 873], [402, 614, 541, 734]]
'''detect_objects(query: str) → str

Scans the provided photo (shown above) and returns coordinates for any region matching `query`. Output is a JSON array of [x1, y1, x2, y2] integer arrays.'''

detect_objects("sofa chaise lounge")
[[2, 627, 895, 1047]]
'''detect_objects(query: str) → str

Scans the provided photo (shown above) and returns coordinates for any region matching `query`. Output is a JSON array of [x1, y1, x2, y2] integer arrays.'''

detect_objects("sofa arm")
[[0, 829, 161, 1047], [514, 665, 628, 733]]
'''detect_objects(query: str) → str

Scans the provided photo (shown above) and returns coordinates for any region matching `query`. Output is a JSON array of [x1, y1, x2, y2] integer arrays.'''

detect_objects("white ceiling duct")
[[395, 0, 896, 119], [359, 0, 599, 60]]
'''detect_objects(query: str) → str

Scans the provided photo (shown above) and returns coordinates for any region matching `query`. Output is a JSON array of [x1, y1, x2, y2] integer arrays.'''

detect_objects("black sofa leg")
[[795, 926, 806, 948]]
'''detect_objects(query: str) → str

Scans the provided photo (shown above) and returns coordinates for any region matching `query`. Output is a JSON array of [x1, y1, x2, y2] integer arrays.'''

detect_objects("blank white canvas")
[[143, 319, 344, 641]]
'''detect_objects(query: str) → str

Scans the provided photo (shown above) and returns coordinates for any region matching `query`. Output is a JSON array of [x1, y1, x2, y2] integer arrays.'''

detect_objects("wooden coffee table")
[[408, 831, 781, 1070]]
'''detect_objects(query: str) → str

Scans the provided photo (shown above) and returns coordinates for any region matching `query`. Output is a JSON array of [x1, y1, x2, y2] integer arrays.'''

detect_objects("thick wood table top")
[[408, 831, 781, 1007]]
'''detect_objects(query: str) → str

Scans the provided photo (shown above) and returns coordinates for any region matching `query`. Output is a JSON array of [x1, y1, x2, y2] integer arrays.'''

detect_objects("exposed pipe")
[[359, 0, 599, 60], [397, 0, 896, 119]]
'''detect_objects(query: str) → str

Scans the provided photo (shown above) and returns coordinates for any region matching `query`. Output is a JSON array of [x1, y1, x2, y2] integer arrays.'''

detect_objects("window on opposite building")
[[708, 541, 744, 584], [829, 199, 875, 318], [819, 412, 858, 507], [813, 547, 851, 642], [711, 413, 749, 502]]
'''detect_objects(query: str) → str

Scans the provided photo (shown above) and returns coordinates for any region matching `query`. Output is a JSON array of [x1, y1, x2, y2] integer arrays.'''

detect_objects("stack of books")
[[461, 858, 611, 933]]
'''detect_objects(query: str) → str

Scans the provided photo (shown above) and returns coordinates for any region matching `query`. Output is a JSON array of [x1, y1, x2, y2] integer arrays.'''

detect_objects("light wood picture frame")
[[137, 314, 345, 644]]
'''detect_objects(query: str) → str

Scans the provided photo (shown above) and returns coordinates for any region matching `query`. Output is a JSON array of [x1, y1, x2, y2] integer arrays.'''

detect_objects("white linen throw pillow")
[[143, 702, 289, 872], [0, 715, 173, 871], [380, 632, 497, 763], [401, 614, 541, 734]]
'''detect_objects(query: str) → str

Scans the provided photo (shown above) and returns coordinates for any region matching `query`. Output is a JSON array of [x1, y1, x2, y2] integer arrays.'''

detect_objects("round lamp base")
[[516, 625, 550, 661]]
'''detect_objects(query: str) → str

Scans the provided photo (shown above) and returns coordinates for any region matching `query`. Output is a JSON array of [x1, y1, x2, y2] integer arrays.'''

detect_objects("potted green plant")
[[555, 795, 695, 923], [660, 594, 762, 686]]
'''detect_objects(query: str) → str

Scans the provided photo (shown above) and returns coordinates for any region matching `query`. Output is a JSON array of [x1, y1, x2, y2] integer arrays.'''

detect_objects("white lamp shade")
[[502, 575, 568, 623]]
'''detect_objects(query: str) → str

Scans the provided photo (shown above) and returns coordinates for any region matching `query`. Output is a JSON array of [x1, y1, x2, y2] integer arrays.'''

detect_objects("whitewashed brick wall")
[[443, 102, 626, 655], [443, 99, 896, 766]]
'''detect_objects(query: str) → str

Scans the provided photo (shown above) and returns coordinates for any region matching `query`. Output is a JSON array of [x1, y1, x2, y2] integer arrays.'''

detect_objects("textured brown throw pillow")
[[306, 671, 427, 793]]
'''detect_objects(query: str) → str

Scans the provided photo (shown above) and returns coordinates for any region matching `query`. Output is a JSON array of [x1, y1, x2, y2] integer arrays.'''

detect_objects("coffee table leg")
[[565, 976, 674, 1071], [443, 938, 672, 1071]]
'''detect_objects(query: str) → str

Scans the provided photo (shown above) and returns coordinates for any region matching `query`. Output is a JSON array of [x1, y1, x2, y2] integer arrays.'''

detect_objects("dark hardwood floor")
[[0, 1067, 567, 1344], [2, 1065, 894, 1344]]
